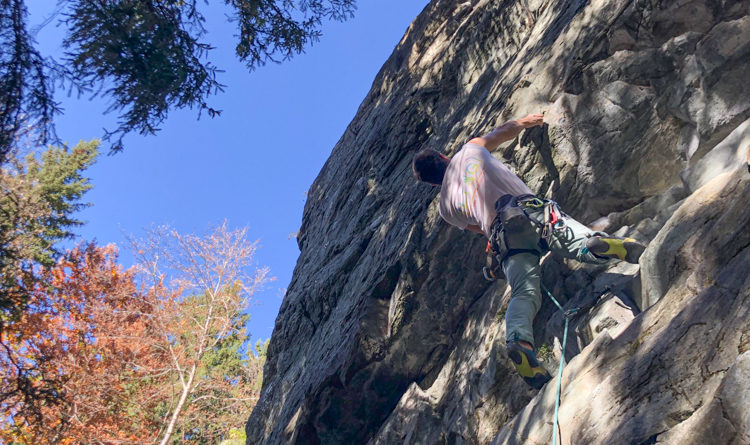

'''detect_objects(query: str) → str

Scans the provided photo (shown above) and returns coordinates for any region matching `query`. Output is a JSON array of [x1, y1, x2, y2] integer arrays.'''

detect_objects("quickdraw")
[[537, 199, 567, 246], [513, 197, 568, 242]]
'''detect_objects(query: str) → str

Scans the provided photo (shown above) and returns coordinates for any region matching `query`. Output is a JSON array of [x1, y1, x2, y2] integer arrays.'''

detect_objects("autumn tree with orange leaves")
[[0, 223, 271, 444], [0, 243, 161, 443]]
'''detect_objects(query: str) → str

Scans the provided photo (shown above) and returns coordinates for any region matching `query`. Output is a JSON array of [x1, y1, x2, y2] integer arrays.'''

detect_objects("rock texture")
[[246, 0, 750, 444]]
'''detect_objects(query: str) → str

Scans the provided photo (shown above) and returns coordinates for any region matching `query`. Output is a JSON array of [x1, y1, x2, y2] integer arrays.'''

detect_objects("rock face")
[[246, 1, 750, 444]]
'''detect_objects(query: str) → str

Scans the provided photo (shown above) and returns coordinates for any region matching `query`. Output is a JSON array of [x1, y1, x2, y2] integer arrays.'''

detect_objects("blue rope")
[[541, 283, 578, 445]]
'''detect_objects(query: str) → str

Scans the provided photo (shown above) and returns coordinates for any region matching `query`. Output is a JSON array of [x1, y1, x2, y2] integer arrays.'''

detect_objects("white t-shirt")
[[439, 143, 532, 237]]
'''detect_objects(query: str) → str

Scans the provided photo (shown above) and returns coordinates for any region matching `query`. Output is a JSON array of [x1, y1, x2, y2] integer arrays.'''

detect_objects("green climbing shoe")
[[506, 340, 552, 390], [585, 236, 646, 264]]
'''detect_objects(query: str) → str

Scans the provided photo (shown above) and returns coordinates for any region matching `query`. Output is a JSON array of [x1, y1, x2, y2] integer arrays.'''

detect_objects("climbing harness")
[[483, 194, 569, 281], [541, 283, 578, 445]]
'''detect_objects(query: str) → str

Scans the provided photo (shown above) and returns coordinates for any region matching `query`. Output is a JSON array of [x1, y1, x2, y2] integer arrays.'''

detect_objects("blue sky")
[[27, 1, 429, 343]]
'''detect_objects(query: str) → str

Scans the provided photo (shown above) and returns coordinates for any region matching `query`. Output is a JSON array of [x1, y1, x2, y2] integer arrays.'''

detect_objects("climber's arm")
[[469, 114, 544, 151]]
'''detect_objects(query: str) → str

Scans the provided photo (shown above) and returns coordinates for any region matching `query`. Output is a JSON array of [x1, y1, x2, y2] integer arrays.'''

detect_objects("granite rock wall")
[[246, 1, 750, 443]]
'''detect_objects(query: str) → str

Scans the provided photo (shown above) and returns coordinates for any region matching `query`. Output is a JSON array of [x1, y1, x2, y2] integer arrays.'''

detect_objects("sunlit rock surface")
[[246, 0, 750, 443]]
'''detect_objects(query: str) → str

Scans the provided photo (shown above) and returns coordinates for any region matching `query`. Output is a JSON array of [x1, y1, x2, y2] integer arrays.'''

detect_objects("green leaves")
[[0, 0, 62, 163], [25, 140, 98, 251], [63, 0, 224, 152], [0, 0, 357, 156], [230, 0, 356, 69], [0, 140, 98, 317]]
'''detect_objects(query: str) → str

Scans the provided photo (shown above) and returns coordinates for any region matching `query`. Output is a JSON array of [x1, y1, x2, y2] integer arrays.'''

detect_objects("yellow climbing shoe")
[[506, 340, 552, 390], [585, 236, 646, 264]]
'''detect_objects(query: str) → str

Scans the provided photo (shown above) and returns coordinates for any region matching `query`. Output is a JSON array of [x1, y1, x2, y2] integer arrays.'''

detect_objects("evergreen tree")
[[0, 140, 98, 323], [0, 0, 357, 161]]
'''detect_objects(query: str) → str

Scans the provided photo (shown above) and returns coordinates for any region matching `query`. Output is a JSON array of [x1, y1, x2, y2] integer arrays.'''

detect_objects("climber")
[[412, 113, 646, 390]]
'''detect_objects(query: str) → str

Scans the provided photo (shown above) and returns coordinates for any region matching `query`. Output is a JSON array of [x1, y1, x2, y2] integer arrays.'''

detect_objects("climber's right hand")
[[518, 113, 544, 128]]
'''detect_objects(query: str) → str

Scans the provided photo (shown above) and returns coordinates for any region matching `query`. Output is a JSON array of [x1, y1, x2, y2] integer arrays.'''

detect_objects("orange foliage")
[[0, 243, 167, 444], [1, 224, 270, 444]]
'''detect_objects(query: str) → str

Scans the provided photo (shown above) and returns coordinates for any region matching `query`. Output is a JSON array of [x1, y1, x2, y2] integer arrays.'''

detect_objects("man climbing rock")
[[412, 114, 646, 390]]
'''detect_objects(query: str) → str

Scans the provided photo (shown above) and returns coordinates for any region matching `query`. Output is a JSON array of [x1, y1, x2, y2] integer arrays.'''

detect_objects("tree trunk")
[[158, 363, 198, 445]]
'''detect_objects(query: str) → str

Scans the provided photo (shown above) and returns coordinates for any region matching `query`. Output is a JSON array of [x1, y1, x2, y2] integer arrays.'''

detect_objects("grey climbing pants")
[[503, 208, 609, 348]]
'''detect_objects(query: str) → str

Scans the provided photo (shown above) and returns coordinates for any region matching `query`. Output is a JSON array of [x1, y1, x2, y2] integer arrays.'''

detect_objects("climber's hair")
[[412, 148, 448, 185]]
